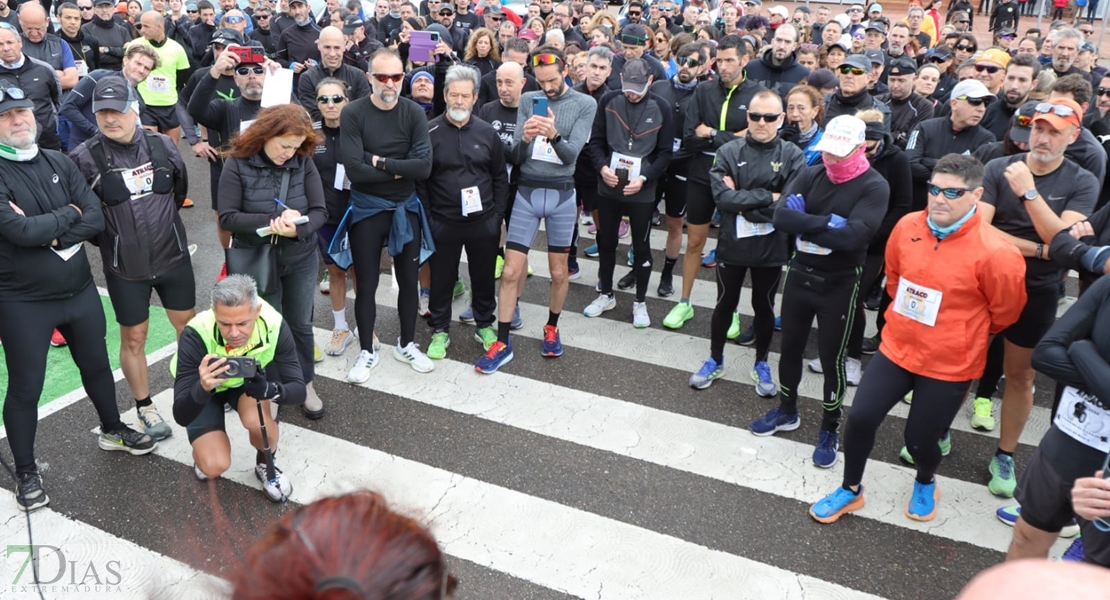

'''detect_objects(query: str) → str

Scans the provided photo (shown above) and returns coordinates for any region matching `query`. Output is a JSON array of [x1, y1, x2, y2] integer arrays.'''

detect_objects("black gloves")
[[778, 121, 801, 144], [243, 374, 282, 401]]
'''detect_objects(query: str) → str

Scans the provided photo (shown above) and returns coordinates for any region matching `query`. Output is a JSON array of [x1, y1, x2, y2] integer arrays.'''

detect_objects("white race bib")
[[795, 237, 832, 256], [122, 162, 154, 200], [333, 163, 350, 191], [146, 75, 169, 93], [1055, 386, 1110, 452], [530, 136, 563, 164], [735, 214, 774, 239], [892, 276, 943, 327], [75, 60, 88, 77], [51, 244, 82, 261], [461, 186, 482, 216], [239, 119, 256, 134], [609, 152, 642, 181]]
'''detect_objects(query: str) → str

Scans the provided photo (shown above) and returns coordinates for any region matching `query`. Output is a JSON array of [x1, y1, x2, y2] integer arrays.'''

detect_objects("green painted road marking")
[[0, 294, 179, 418]]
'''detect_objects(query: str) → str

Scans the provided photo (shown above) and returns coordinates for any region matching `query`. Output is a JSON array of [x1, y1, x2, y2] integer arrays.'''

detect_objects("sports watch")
[[1022, 188, 1039, 201]]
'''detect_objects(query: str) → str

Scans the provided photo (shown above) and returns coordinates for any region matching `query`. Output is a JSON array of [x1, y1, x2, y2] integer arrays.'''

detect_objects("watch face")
[[1024, 189, 1038, 200]]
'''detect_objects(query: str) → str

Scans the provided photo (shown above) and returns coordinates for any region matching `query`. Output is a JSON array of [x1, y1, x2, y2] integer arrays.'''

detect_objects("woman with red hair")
[[232, 491, 458, 599], [219, 103, 328, 418]]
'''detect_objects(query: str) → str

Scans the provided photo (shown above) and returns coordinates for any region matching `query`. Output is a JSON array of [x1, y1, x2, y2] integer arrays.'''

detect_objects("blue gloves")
[[784, 194, 806, 212], [827, 214, 848, 229], [1081, 246, 1110, 274]]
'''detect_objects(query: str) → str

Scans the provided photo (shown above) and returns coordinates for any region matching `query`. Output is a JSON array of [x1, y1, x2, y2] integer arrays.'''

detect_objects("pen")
[[273, 197, 291, 210]]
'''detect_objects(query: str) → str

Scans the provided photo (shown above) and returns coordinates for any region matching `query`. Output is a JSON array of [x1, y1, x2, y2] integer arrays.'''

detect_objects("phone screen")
[[533, 96, 548, 117]]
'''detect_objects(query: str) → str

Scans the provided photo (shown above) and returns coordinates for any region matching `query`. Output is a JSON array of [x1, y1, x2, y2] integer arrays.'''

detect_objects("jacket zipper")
[[112, 235, 119, 268]]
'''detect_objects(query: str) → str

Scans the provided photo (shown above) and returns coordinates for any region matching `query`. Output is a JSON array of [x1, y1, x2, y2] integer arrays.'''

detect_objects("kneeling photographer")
[[171, 275, 306, 502]]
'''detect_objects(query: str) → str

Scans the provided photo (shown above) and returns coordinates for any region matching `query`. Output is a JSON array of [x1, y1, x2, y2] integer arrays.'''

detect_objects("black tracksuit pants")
[[778, 264, 862, 432], [428, 212, 501, 332]]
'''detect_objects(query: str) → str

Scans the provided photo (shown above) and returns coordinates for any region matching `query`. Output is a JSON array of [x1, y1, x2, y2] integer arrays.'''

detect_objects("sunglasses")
[[187, 8, 197, 13], [257, 13, 271, 18], [235, 65, 264, 75], [675, 55, 701, 67], [928, 183, 978, 199], [848, 7, 862, 12], [955, 44, 974, 51], [628, 11, 641, 16], [660, 6, 672, 11], [928, 56, 948, 63], [371, 72, 404, 83], [439, 9, 453, 15], [1015, 113, 1034, 127], [1034, 101, 1076, 118], [225, 15, 245, 23], [1081, 29, 1095, 34], [0, 86, 26, 101], [530, 53, 563, 67], [1098, 87, 1110, 97], [135, 24, 143, 29], [956, 95, 986, 106], [79, 5, 93, 8], [747, 112, 781, 123], [317, 94, 347, 104], [974, 64, 1000, 74], [838, 65, 866, 75]]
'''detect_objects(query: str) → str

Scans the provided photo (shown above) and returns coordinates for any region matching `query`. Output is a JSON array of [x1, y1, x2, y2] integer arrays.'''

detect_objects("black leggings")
[[842, 351, 971, 486], [711, 264, 780, 364], [848, 254, 886, 358], [597, 198, 654, 301], [350, 210, 421, 350], [975, 334, 1005, 399], [0, 284, 124, 473], [778, 265, 861, 432]]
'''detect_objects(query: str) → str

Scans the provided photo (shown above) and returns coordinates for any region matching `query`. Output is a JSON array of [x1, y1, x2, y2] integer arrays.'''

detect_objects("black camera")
[[214, 356, 259, 379]]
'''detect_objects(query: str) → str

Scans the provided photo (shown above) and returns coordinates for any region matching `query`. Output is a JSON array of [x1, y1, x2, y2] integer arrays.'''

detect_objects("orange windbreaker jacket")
[[880, 209, 1028, 382]]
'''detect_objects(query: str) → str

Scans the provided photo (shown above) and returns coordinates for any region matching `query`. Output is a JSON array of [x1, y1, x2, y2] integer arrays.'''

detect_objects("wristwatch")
[[550, 133, 563, 144], [1022, 188, 1039, 201], [709, 129, 717, 139]]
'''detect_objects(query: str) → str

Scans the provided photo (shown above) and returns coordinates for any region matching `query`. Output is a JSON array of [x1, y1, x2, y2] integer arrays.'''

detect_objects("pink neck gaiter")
[[823, 146, 869, 184]]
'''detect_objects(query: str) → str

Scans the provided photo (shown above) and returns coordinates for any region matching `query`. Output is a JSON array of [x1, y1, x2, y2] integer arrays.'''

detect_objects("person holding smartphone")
[[172, 275, 307, 502]]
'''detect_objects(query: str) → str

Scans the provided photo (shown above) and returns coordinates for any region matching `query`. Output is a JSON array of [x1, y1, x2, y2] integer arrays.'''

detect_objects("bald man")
[[19, 3, 78, 90], [295, 26, 370, 121], [128, 11, 191, 143]]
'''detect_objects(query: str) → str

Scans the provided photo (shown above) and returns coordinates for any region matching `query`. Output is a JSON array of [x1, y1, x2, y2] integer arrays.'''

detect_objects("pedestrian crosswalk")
[[0, 237, 1080, 599]]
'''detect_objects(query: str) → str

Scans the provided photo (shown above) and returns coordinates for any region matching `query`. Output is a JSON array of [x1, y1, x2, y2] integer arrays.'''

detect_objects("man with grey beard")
[[416, 64, 507, 360]]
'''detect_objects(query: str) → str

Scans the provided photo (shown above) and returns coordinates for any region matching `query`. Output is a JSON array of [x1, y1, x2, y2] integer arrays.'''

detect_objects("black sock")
[[136, 397, 153, 409], [661, 256, 677, 279], [256, 450, 267, 465], [995, 448, 1013, 458], [547, 311, 560, 328], [498, 246, 505, 258], [841, 484, 860, 495], [497, 321, 511, 343], [916, 475, 935, 485]]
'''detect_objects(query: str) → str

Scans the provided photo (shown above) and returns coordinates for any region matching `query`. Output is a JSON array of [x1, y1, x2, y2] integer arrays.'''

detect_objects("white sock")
[[333, 310, 347, 331]]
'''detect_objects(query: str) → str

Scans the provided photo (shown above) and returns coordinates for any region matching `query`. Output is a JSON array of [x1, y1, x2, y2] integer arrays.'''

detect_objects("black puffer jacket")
[[709, 135, 806, 267], [68, 129, 190, 282], [865, 132, 913, 256], [218, 152, 327, 260]]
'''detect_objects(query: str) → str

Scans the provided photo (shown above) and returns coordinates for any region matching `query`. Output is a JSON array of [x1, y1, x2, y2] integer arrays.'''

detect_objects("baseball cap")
[[864, 21, 885, 34], [830, 36, 851, 53], [868, 3, 882, 11], [185, 2, 198, 10], [952, 11, 969, 21], [93, 0, 112, 5], [621, 58, 652, 95], [519, 28, 537, 40], [768, 6, 788, 19], [1009, 101, 1038, 144], [620, 23, 648, 46], [863, 49, 885, 65], [437, 3, 454, 13], [978, 48, 1011, 69], [842, 53, 872, 71], [805, 68, 838, 90], [342, 15, 364, 35], [92, 75, 137, 114], [931, 45, 953, 61], [1032, 98, 1083, 131], [814, 115, 867, 157], [887, 57, 917, 76], [288, 0, 306, 5], [210, 27, 245, 47], [950, 79, 995, 102], [744, 0, 762, 6]]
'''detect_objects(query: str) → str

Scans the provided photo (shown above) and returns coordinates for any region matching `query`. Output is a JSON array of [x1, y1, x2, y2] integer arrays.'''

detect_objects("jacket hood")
[[759, 50, 798, 73]]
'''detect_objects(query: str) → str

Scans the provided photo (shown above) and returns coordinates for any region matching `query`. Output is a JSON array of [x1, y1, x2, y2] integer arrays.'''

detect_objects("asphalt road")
[[0, 137, 1079, 600]]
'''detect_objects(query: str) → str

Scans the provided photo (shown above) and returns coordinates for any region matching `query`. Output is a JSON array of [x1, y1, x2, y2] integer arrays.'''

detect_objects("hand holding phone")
[[616, 167, 630, 189]]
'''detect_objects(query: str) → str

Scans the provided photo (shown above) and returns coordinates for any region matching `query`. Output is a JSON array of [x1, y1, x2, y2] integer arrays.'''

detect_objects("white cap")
[[768, 5, 789, 18], [833, 13, 851, 28], [814, 116, 867, 157], [869, 3, 883, 12], [949, 79, 996, 101]]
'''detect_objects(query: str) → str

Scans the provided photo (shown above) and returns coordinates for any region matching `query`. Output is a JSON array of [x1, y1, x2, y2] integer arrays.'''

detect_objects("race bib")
[[735, 214, 774, 239], [892, 276, 942, 327], [75, 60, 88, 77], [146, 75, 169, 93], [530, 136, 563, 164], [795, 237, 832, 256], [609, 152, 642, 181], [1055, 386, 1110, 452], [461, 186, 482, 216], [51, 244, 82, 261], [239, 119, 256, 134], [333, 163, 350, 191], [122, 162, 154, 200]]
